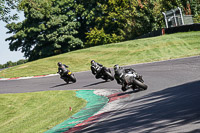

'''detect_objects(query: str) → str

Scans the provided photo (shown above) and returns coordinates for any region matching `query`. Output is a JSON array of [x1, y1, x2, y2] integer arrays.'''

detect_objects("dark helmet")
[[91, 60, 95, 64], [114, 64, 120, 71], [57, 62, 62, 67]]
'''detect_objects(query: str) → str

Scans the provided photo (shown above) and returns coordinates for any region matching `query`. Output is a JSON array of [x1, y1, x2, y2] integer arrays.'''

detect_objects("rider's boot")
[[121, 86, 128, 92], [137, 75, 144, 82], [95, 74, 101, 79], [121, 83, 129, 92]]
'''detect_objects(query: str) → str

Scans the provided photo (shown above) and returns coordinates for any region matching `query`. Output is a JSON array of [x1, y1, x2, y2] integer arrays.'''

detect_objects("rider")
[[57, 62, 69, 78], [90, 60, 103, 79], [113, 64, 143, 91], [113, 64, 124, 85]]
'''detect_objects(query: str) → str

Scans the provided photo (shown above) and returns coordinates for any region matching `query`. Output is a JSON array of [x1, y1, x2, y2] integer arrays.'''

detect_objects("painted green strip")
[[44, 90, 108, 133]]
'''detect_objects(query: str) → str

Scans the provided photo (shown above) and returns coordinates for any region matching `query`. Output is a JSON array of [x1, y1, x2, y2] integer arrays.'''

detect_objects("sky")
[[0, 11, 25, 65]]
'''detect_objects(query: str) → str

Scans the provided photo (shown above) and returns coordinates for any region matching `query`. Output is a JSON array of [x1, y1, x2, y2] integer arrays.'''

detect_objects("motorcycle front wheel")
[[70, 74, 76, 83], [132, 79, 148, 90], [64, 78, 69, 84]]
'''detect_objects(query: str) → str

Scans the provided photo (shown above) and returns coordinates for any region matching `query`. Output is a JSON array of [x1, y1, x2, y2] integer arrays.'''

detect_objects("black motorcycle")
[[92, 65, 114, 81], [119, 71, 147, 91], [59, 71, 76, 84]]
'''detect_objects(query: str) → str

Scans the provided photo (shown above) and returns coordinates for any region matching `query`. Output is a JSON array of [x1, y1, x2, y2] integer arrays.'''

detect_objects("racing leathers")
[[114, 66, 143, 91], [91, 62, 103, 79], [57, 64, 69, 78]]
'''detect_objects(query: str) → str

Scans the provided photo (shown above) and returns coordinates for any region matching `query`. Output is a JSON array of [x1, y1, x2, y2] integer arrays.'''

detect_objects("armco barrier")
[[165, 23, 200, 34], [136, 23, 200, 40], [136, 29, 163, 39]]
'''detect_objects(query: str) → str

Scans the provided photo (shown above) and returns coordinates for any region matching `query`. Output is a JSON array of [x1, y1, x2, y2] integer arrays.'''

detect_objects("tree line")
[[1, 0, 200, 61], [0, 59, 28, 69]]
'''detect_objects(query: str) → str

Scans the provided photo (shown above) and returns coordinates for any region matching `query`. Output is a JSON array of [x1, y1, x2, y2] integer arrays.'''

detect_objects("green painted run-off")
[[45, 90, 108, 133]]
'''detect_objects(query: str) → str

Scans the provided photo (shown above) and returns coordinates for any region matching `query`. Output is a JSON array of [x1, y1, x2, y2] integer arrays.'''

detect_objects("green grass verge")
[[1, 31, 200, 78], [0, 90, 86, 133]]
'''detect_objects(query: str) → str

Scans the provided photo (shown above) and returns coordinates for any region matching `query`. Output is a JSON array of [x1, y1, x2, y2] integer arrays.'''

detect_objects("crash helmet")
[[114, 64, 120, 71], [57, 62, 62, 67], [91, 60, 95, 65]]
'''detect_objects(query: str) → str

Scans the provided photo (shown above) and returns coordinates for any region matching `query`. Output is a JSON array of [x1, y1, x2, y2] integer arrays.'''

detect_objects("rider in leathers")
[[114, 64, 143, 91], [91, 60, 104, 79], [57, 62, 69, 78]]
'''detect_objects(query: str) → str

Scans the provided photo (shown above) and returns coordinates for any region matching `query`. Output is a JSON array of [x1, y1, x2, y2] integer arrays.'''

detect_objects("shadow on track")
[[51, 83, 72, 88], [81, 80, 200, 133], [83, 81, 108, 87]]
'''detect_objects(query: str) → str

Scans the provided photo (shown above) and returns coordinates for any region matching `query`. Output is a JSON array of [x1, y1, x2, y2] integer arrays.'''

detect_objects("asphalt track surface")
[[1, 56, 200, 132]]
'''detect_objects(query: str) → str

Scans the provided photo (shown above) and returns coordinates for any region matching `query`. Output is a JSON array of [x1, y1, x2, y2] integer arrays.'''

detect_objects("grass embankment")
[[0, 31, 200, 78], [0, 90, 86, 133]]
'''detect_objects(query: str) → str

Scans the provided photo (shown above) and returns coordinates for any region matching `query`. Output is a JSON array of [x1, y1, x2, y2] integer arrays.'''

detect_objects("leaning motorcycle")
[[121, 72, 147, 91], [59, 71, 76, 84], [93, 66, 114, 81]]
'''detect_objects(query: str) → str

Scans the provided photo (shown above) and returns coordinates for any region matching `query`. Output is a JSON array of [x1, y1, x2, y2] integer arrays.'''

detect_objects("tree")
[[190, 0, 200, 23], [132, 0, 166, 36], [4, 0, 200, 61], [71, 0, 107, 42], [85, 0, 138, 46], [0, 59, 27, 69], [17, 59, 27, 65], [0, 0, 20, 22], [85, 0, 165, 46], [5, 61, 13, 67], [6, 0, 83, 61]]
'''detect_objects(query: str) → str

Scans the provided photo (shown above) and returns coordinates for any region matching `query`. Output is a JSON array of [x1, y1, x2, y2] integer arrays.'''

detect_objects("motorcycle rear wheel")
[[104, 70, 114, 81]]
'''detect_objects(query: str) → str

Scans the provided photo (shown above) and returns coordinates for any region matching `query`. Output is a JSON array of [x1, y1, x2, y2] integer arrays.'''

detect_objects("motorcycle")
[[121, 71, 148, 91], [92, 65, 114, 81], [59, 71, 76, 84]]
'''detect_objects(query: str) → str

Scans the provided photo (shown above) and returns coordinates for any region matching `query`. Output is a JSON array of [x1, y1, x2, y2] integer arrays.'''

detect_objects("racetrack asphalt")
[[0, 56, 200, 132]]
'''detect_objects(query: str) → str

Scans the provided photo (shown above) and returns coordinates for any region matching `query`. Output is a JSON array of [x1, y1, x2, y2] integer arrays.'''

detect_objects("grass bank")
[[1, 31, 200, 78], [0, 90, 86, 133]]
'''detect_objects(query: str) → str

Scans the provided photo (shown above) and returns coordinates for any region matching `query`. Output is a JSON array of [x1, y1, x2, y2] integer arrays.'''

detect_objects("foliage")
[[85, 27, 123, 46], [85, 0, 200, 46], [6, 0, 83, 61], [3, 0, 200, 61], [0, 0, 20, 22], [133, 1, 164, 36], [190, 0, 200, 23], [73, 0, 105, 42], [85, 0, 166, 46], [85, 0, 137, 46], [0, 59, 27, 69]]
